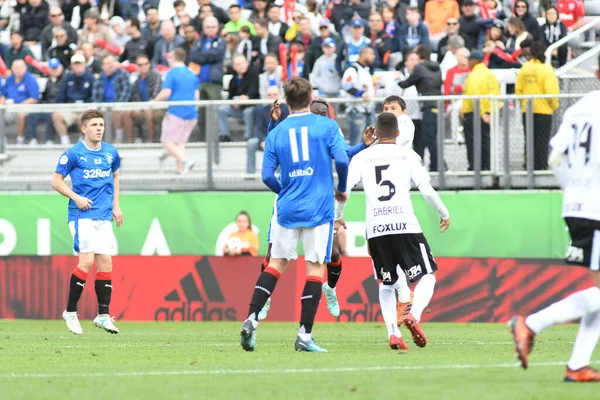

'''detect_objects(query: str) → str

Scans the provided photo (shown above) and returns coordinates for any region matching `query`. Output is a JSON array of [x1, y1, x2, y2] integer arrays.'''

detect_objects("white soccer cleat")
[[93, 314, 120, 334], [62, 310, 83, 335], [323, 282, 340, 317], [258, 298, 271, 321]]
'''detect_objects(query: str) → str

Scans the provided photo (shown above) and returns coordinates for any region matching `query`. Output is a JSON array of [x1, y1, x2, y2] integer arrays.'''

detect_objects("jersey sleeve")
[[328, 122, 348, 155], [549, 114, 571, 154], [262, 129, 279, 170], [162, 70, 174, 90], [346, 153, 363, 190], [55, 149, 77, 177], [409, 151, 431, 187], [112, 150, 121, 173]]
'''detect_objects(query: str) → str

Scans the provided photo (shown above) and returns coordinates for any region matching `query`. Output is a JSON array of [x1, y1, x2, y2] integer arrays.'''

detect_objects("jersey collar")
[[287, 112, 311, 118], [81, 140, 102, 152]]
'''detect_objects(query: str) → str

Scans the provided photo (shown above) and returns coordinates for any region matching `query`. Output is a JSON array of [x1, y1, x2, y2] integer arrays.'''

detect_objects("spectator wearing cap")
[[459, 0, 486, 51], [312, 37, 342, 97], [77, 9, 113, 54], [91, 54, 132, 142], [252, 18, 282, 66], [52, 53, 95, 145], [152, 20, 184, 67], [303, 18, 342, 78], [258, 53, 283, 99], [393, 7, 431, 54], [460, 50, 499, 172], [338, 19, 374, 74], [542, 6, 567, 67], [516, 41, 559, 170], [40, 6, 78, 60], [121, 17, 150, 63], [4, 31, 36, 72], [247, 85, 289, 175], [0, 60, 40, 145], [342, 46, 376, 145], [124, 54, 162, 143], [26, 58, 64, 145], [424, 0, 460, 48], [48, 28, 77, 69], [438, 18, 473, 61], [20, 0, 50, 45], [267, 5, 288, 41], [367, 12, 393, 69], [224, 5, 255, 35]]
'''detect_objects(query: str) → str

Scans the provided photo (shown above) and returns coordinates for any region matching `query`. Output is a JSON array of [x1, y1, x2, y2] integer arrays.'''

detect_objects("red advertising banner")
[[0, 256, 593, 322]]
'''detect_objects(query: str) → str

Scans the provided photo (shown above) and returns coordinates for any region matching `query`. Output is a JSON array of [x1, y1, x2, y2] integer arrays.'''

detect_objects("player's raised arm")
[[52, 151, 92, 211], [410, 152, 451, 232], [261, 133, 282, 194]]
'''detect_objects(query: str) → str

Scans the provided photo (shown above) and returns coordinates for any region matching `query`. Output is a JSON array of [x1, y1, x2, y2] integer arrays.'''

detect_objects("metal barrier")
[[0, 91, 597, 191]]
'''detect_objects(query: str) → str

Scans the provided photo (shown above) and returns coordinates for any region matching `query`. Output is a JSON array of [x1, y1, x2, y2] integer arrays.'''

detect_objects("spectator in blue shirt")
[[52, 53, 95, 145], [0, 60, 40, 144], [393, 7, 431, 53], [124, 54, 162, 143], [151, 20, 184, 67], [151, 48, 199, 175], [247, 85, 288, 174], [91, 54, 133, 143]]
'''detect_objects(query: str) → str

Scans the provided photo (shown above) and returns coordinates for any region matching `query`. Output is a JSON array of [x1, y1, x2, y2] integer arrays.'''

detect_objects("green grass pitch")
[[0, 321, 598, 400]]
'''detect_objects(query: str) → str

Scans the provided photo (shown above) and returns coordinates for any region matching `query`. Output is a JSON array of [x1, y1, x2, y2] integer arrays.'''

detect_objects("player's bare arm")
[[112, 170, 123, 227], [51, 172, 93, 211]]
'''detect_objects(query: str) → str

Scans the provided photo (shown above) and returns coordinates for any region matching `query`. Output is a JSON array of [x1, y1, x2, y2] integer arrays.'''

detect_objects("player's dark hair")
[[284, 77, 313, 111], [376, 112, 399, 139], [529, 41, 546, 63], [406, 6, 420, 14], [229, 4, 241, 10], [239, 25, 251, 35], [311, 97, 330, 117], [264, 52, 279, 62], [172, 47, 187, 62], [80, 109, 104, 127], [383, 95, 406, 111], [414, 44, 431, 61], [254, 18, 268, 29], [237, 211, 252, 227], [173, 0, 185, 8], [128, 17, 141, 31]]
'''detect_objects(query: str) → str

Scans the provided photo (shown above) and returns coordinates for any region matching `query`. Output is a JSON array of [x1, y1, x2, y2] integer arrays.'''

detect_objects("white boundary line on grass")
[[1, 361, 595, 380]]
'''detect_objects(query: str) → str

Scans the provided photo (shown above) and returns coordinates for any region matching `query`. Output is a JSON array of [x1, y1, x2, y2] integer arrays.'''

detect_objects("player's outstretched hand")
[[75, 196, 93, 211], [362, 125, 376, 147], [335, 190, 347, 203], [440, 217, 451, 233], [335, 218, 347, 231], [113, 207, 124, 227], [270, 99, 281, 121]]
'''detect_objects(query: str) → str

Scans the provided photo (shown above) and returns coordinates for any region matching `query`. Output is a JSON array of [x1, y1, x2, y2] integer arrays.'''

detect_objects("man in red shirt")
[[556, 0, 586, 31]]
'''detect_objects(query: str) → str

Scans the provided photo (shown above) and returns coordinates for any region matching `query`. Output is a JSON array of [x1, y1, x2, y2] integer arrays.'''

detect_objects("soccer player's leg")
[[397, 233, 438, 348], [92, 220, 119, 334], [63, 219, 96, 335], [258, 202, 277, 321], [369, 236, 408, 350], [395, 268, 413, 327], [240, 221, 294, 351], [294, 222, 333, 353], [322, 232, 342, 318], [510, 218, 600, 375]]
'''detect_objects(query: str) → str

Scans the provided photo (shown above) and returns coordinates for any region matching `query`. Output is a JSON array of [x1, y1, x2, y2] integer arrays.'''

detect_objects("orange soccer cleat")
[[508, 316, 535, 369], [389, 335, 409, 350], [564, 366, 600, 382], [396, 291, 414, 327], [400, 313, 427, 347]]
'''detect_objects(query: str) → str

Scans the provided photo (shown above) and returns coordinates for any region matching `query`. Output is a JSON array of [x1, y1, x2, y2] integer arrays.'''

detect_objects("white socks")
[[526, 287, 600, 334], [379, 283, 400, 338], [298, 325, 311, 341], [394, 272, 411, 303], [411, 274, 436, 322], [567, 310, 600, 370]]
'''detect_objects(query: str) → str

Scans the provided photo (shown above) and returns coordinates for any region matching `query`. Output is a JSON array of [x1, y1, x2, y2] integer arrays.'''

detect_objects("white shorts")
[[270, 220, 334, 264], [68, 219, 115, 255]]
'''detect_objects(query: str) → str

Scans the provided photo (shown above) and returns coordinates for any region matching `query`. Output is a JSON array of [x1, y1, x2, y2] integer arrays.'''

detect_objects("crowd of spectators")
[[0, 0, 582, 171]]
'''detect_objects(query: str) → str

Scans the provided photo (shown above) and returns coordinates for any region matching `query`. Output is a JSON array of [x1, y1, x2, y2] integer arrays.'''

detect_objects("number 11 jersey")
[[550, 90, 600, 222], [346, 143, 430, 239]]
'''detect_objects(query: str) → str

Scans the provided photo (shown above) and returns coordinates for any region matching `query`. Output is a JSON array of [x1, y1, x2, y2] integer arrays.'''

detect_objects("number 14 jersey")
[[346, 143, 430, 239]]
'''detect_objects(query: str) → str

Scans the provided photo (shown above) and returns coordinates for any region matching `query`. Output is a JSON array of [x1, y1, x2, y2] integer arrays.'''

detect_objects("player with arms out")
[[257, 97, 375, 321], [52, 109, 123, 335], [509, 56, 600, 382], [240, 77, 349, 352], [335, 113, 451, 349]]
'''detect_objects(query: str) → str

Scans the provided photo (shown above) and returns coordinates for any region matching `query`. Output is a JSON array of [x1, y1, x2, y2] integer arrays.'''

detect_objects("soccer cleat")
[[396, 291, 414, 327], [258, 298, 271, 321], [508, 316, 535, 369], [240, 318, 257, 352], [322, 282, 340, 317], [181, 160, 195, 175], [62, 310, 83, 335], [564, 366, 600, 382], [294, 337, 328, 353], [401, 313, 427, 348], [93, 314, 120, 334], [389, 335, 409, 350]]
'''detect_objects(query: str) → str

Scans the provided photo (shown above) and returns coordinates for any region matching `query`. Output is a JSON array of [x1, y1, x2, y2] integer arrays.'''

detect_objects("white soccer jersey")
[[550, 90, 600, 222], [346, 143, 430, 239], [397, 114, 415, 148]]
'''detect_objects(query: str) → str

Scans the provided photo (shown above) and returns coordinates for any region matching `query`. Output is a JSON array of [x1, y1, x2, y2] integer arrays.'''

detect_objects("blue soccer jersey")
[[262, 112, 348, 229], [55, 141, 121, 222]]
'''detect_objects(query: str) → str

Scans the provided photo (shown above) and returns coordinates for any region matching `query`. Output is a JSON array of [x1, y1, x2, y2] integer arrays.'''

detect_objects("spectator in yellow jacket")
[[516, 41, 560, 170], [460, 50, 500, 171]]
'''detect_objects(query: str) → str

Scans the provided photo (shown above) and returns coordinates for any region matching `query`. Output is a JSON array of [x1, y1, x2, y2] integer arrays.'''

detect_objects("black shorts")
[[564, 217, 600, 270], [368, 233, 438, 284]]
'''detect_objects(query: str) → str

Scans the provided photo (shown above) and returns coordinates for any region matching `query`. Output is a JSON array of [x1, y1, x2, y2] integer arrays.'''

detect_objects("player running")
[[335, 113, 451, 348], [382, 95, 415, 148], [240, 77, 349, 352], [509, 55, 600, 382], [257, 97, 375, 321], [52, 109, 123, 335]]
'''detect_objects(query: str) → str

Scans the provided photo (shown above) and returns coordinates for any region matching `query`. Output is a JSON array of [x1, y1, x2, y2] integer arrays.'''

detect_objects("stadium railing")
[[0, 91, 596, 191]]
